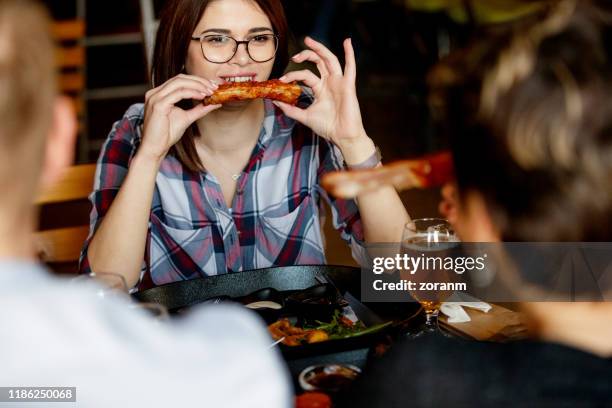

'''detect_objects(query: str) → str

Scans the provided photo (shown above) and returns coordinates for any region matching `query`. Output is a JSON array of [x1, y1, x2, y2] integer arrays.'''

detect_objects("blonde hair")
[[0, 0, 55, 198], [429, 0, 612, 241], [478, 0, 582, 171]]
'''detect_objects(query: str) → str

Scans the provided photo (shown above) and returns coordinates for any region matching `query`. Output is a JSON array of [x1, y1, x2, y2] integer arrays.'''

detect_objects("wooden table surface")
[[440, 303, 529, 342]]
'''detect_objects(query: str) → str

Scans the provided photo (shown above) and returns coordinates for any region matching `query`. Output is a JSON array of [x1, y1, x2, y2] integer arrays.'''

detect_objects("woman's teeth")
[[225, 76, 254, 83]]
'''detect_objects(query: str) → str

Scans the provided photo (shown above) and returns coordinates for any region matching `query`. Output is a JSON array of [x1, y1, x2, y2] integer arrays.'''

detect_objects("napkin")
[[440, 292, 491, 323]]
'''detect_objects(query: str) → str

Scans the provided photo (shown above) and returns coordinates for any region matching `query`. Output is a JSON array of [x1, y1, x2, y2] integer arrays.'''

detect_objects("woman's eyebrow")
[[200, 28, 231, 35], [248, 27, 273, 33], [199, 27, 273, 35]]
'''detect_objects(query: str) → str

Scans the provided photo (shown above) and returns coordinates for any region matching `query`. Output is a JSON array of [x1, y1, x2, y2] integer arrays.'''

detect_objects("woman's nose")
[[231, 42, 251, 65]]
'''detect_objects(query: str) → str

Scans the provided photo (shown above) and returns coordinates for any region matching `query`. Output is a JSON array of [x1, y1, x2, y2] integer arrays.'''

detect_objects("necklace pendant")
[[232, 174, 241, 181]]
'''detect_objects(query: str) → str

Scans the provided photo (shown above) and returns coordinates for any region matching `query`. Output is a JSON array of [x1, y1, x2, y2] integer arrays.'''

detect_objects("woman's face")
[[186, 0, 276, 84]]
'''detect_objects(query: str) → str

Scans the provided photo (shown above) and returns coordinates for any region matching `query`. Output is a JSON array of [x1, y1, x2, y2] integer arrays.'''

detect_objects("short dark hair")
[[152, 0, 290, 173], [429, 0, 612, 241]]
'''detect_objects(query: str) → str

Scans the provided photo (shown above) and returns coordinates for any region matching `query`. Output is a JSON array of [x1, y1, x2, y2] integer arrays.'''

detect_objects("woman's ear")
[[39, 96, 77, 189]]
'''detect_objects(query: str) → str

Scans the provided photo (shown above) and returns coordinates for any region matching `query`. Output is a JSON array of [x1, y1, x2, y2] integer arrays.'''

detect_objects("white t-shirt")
[[0, 260, 292, 408]]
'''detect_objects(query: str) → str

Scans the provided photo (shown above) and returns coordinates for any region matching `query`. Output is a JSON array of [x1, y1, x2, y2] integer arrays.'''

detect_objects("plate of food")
[[230, 281, 397, 356], [268, 310, 393, 348]]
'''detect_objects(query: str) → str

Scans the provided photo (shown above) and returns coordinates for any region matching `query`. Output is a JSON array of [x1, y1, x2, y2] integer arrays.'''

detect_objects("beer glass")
[[401, 218, 459, 335]]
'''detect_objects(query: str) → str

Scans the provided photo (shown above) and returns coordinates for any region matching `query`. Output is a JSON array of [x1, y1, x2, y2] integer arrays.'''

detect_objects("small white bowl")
[[298, 364, 362, 392]]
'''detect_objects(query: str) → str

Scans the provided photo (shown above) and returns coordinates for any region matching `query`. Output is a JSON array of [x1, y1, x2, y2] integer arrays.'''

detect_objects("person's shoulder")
[[394, 333, 523, 360], [341, 336, 516, 408], [117, 103, 145, 132], [179, 303, 274, 347], [345, 336, 612, 408], [107, 103, 145, 144], [123, 103, 145, 121], [370, 334, 521, 381], [1, 272, 292, 407]]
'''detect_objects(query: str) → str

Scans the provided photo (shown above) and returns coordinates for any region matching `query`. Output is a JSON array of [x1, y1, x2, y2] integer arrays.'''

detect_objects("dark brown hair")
[[152, 0, 290, 172], [429, 0, 612, 241]]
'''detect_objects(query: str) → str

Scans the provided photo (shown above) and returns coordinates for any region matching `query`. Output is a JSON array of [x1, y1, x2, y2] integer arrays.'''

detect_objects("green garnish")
[[307, 310, 392, 340]]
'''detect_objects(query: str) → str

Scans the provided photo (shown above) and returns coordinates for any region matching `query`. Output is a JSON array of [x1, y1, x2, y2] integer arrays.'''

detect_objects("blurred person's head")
[[430, 0, 612, 242], [152, 0, 290, 172], [0, 0, 76, 254]]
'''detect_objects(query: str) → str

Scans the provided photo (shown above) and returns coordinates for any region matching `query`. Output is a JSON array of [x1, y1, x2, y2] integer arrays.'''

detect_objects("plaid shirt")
[[79, 94, 366, 291]]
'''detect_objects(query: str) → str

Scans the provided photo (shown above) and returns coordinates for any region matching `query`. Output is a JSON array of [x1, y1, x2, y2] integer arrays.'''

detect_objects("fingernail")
[[279, 76, 286, 81]]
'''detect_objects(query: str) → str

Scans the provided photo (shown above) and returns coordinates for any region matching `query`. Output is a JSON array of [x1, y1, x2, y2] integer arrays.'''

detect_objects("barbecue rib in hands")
[[203, 80, 302, 106]]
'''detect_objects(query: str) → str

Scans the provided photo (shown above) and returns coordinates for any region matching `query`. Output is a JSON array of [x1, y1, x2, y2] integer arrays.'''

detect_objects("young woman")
[[80, 0, 408, 291]]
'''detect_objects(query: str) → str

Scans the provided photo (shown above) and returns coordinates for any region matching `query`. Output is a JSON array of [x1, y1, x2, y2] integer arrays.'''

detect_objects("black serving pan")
[[284, 283, 343, 321], [133, 265, 356, 311], [133, 265, 420, 359]]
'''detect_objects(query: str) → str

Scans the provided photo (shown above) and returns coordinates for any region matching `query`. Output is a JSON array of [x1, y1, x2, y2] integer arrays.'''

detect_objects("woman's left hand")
[[274, 37, 374, 162]]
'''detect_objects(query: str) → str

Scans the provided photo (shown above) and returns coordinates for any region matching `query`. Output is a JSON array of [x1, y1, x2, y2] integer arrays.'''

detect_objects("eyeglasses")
[[191, 33, 279, 64]]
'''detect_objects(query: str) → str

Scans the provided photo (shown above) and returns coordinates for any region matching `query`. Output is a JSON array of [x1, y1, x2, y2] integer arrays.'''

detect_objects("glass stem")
[[424, 309, 439, 332]]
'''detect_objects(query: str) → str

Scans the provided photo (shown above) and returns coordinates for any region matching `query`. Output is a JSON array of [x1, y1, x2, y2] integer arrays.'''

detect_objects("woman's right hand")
[[140, 74, 221, 161]]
